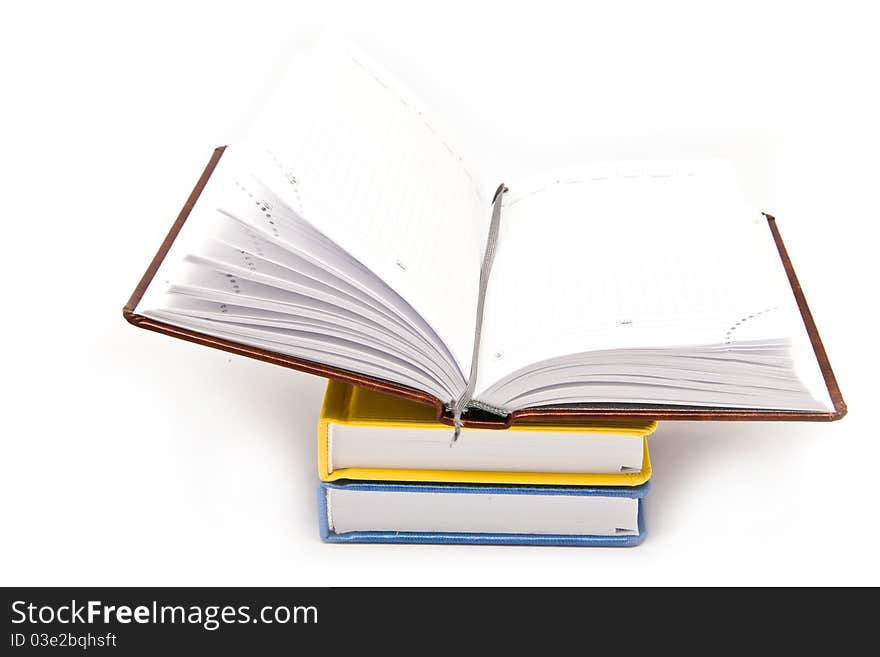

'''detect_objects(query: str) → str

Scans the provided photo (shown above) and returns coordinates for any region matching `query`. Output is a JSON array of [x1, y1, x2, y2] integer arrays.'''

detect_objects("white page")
[[151, 309, 449, 398], [475, 160, 814, 397], [329, 425, 644, 474], [136, 149, 466, 400], [212, 170, 463, 384], [162, 283, 459, 394], [328, 488, 639, 536], [241, 34, 490, 375], [197, 223, 461, 389], [157, 265, 453, 395]]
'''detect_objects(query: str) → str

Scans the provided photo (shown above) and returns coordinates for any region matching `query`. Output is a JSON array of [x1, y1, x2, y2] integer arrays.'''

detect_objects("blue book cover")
[[318, 480, 648, 547]]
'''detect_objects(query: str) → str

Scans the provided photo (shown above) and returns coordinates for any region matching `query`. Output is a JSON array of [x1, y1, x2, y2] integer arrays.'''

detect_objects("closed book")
[[319, 480, 648, 547], [319, 380, 654, 486]]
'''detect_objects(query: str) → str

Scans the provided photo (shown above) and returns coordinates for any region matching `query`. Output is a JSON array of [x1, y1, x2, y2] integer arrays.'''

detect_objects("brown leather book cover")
[[124, 147, 846, 427]]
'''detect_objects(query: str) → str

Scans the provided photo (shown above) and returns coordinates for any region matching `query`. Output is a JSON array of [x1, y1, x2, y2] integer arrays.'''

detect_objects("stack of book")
[[316, 381, 656, 546], [123, 36, 844, 548]]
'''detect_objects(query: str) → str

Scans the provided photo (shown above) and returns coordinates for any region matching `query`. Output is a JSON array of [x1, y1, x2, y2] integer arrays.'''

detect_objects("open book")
[[124, 35, 845, 428]]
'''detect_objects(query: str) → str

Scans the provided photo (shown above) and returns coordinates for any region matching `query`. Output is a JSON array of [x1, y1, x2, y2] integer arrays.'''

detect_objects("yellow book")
[[318, 381, 655, 486]]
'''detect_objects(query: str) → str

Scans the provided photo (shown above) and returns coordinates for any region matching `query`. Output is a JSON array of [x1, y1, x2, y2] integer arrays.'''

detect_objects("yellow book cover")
[[318, 381, 655, 486]]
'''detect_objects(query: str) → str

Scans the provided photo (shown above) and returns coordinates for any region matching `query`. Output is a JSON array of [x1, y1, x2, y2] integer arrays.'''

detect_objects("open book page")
[[136, 149, 458, 402], [474, 160, 831, 411], [239, 34, 489, 375]]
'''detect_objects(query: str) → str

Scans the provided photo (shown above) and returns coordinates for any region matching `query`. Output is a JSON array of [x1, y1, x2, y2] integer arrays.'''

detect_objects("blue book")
[[319, 480, 648, 547]]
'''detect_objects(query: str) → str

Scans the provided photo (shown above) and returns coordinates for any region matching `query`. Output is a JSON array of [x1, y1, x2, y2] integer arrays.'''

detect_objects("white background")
[[1, 0, 876, 586]]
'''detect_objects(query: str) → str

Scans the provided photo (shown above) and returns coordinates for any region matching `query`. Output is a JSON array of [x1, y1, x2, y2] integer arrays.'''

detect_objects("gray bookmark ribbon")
[[451, 183, 508, 442]]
